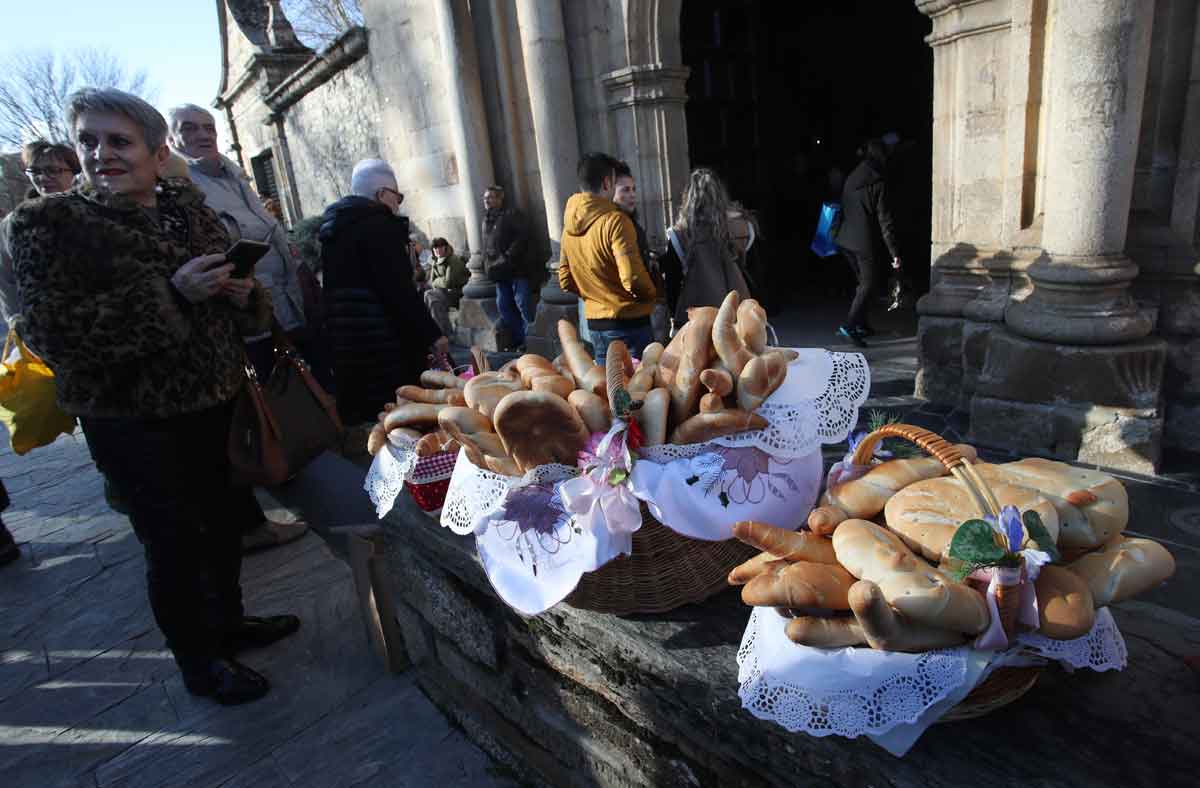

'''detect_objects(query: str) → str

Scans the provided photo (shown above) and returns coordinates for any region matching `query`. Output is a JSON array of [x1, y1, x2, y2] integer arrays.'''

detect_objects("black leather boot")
[[181, 657, 270, 705], [223, 615, 301, 654]]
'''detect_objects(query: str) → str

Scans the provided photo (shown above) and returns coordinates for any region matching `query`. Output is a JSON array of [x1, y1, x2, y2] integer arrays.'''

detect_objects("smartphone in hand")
[[225, 240, 271, 278]]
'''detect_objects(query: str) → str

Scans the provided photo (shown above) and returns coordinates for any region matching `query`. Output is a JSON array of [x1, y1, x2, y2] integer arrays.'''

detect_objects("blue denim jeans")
[[590, 324, 656, 365], [495, 278, 534, 348]]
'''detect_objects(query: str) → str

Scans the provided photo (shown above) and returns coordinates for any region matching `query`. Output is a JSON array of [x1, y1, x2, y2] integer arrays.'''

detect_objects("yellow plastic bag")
[[0, 329, 77, 454]]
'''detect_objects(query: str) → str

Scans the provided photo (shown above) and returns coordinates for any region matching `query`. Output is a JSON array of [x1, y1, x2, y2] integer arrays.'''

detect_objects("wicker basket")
[[849, 423, 1042, 718], [564, 503, 758, 615]]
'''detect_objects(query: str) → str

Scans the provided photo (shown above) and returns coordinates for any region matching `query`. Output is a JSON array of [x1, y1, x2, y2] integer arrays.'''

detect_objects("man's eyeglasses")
[[25, 166, 72, 178], [380, 187, 404, 204]]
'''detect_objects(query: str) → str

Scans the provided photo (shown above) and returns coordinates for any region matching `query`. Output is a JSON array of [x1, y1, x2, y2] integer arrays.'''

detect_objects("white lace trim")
[[364, 437, 420, 519], [440, 452, 578, 536], [736, 606, 1127, 743]]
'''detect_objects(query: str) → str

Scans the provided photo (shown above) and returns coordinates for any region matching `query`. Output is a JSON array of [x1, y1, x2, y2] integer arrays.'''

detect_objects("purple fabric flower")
[[1000, 505, 1023, 553]]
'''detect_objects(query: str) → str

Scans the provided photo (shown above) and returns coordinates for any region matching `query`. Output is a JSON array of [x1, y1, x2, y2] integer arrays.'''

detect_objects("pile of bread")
[[731, 450, 1177, 651], [366, 291, 797, 477]]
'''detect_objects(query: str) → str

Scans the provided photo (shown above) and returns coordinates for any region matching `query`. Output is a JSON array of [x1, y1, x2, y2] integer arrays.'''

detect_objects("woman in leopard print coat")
[[7, 89, 289, 706]]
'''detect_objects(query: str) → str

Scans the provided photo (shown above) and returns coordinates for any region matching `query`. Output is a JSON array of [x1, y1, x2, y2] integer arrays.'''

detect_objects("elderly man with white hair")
[[166, 103, 310, 554], [318, 159, 447, 425]]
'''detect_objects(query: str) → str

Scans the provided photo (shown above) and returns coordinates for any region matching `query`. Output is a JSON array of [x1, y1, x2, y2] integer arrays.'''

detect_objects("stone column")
[[433, 0, 507, 350], [513, 0, 582, 358], [971, 0, 1168, 473]]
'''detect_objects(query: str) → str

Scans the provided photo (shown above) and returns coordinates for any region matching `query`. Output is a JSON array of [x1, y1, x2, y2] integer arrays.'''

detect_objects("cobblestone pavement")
[[0, 430, 516, 788]]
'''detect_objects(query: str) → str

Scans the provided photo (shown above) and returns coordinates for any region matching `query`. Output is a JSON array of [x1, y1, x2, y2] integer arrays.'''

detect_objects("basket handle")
[[850, 423, 1001, 518]]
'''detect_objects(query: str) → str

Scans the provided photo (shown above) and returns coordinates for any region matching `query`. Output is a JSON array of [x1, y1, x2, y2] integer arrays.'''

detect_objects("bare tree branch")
[[0, 48, 156, 151], [281, 0, 364, 49]]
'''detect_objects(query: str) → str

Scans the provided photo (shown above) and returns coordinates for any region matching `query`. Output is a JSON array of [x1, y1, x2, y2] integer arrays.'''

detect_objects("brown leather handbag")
[[229, 323, 343, 486]]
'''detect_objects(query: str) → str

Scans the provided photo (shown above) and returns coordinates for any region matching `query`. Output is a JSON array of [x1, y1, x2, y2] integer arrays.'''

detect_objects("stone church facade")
[[215, 0, 1199, 474]]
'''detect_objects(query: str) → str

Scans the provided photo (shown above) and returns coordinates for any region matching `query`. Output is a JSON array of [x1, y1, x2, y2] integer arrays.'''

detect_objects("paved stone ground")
[[0, 430, 517, 788]]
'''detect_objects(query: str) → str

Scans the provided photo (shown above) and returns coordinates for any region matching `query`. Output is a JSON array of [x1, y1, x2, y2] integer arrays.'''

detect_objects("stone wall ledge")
[[376, 494, 1200, 788]]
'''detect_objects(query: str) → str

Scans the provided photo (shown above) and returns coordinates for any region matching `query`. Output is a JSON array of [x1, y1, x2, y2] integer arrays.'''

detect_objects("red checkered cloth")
[[405, 450, 458, 512]]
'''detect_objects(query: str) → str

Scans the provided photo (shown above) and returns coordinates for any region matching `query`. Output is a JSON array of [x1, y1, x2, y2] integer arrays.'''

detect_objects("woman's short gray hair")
[[65, 88, 169, 150], [351, 158, 398, 199]]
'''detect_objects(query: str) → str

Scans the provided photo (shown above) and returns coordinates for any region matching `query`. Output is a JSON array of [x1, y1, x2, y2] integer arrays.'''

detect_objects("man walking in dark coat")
[[481, 185, 534, 351], [834, 139, 902, 347], [319, 159, 447, 424]]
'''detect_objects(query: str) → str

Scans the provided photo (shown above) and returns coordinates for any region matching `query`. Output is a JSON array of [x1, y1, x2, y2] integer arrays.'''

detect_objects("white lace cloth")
[[736, 606, 1127, 756], [429, 349, 869, 614], [364, 432, 422, 518]]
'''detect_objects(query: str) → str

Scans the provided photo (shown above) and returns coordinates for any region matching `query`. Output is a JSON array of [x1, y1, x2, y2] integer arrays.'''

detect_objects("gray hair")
[[350, 158, 398, 199], [166, 103, 215, 133], [65, 88, 168, 150]]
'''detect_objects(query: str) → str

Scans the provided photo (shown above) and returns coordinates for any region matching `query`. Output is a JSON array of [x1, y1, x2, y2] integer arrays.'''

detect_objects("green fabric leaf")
[[613, 388, 633, 418], [1022, 510, 1060, 562], [607, 467, 628, 485], [949, 519, 1006, 566]]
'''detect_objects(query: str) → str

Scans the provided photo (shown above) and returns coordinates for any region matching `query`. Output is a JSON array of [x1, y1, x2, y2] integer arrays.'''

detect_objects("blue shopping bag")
[[810, 202, 841, 258]]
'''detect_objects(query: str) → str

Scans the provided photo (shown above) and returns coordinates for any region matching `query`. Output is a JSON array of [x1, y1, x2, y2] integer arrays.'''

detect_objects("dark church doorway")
[[680, 0, 933, 327]]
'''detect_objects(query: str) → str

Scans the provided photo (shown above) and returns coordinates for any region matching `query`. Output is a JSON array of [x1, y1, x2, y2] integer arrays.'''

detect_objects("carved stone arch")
[[623, 0, 684, 69]]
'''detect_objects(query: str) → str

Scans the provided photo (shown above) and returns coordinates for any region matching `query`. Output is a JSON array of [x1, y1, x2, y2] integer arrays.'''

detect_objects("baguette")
[[1067, 535, 1176, 607], [740, 559, 856, 610], [832, 519, 990, 635], [669, 408, 766, 445], [810, 445, 979, 533], [848, 580, 968, 652]]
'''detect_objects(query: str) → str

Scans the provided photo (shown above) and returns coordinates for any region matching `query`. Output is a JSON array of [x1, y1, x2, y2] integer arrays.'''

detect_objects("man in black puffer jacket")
[[833, 139, 902, 347], [318, 159, 446, 424]]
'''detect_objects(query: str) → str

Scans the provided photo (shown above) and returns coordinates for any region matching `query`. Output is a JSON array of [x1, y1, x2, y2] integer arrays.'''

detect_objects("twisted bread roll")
[[832, 519, 990, 635], [668, 308, 718, 427], [1067, 535, 1175, 607], [741, 559, 856, 610], [713, 291, 755, 376], [654, 324, 688, 390], [847, 580, 968, 652], [808, 445, 979, 534], [627, 362, 657, 397], [700, 367, 734, 398]]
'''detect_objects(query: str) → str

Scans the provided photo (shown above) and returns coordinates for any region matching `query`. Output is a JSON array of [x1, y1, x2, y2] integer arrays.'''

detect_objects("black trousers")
[[82, 403, 246, 667], [839, 246, 876, 331]]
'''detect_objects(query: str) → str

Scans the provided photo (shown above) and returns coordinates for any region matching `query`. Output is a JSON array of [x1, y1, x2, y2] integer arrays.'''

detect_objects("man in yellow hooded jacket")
[[558, 153, 658, 364]]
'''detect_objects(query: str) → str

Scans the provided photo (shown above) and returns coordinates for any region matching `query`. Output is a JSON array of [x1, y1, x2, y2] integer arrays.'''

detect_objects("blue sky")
[[2, 0, 223, 119]]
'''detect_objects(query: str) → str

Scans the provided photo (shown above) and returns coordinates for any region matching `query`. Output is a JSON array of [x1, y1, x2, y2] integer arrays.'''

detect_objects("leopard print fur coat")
[[7, 179, 272, 418]]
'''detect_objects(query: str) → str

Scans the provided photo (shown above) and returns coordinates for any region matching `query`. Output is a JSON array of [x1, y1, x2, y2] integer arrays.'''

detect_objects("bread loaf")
[[367, 423, 387, 457], [419, 369, 466, 390], [741, 559, 856, 610], [669, 409, 766, 445], [784, 616, 868, 648], [848, 580, 968, 652], [883, 477, 1060, 562], [736, 351, 787, 412], [1067, 535, 1176, 607], [530, 374, 575, 400], [627, 362, 657, 397], [1034, 565, 1095, 639], [634, 388, 670, 447], [396, 385, 466, 406], [731, 520, 837, 567], [517, 354, 558, 387], [568, 389, 612, 434], [384, 403, 444, 430], [736, 298, 768, 354], [493, 390, 590, 473], [700, 367, 734, 398], [832, 519, 990, 635], [812, 446, 979, 535], [699, 393, 724, 413], [642, 342, 665, 366], [976, 458, 1127, 551]]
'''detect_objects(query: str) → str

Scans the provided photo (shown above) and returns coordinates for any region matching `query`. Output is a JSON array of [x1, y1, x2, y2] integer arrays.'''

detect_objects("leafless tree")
[[282, 0, 364, 49], [0, 48, 155, 151]]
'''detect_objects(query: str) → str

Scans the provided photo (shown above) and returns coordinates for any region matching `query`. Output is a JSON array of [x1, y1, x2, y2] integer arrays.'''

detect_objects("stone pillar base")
[[454, 296, 509, 352], [971, 329, 1167, 473], [525, 299, 578, 358], [913, 316, 965, 406]]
